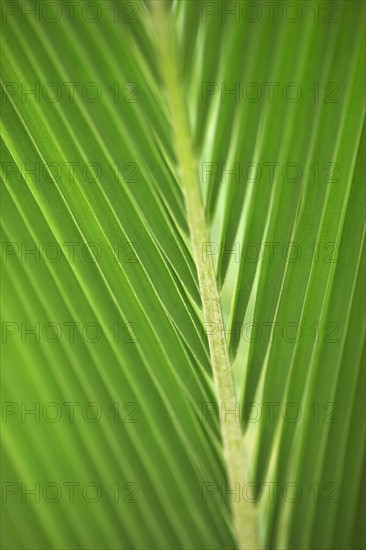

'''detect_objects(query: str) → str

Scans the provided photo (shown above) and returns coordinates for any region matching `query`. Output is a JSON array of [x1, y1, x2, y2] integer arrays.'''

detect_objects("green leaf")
[[1, 1, 365, 549]]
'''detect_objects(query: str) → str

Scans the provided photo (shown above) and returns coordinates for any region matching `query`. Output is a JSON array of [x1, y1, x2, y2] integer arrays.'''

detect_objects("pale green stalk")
[[151, 2, 258, 548]]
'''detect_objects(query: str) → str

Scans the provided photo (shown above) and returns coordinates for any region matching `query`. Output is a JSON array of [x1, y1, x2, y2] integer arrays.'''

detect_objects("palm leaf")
[[1, 1, 365, 549]]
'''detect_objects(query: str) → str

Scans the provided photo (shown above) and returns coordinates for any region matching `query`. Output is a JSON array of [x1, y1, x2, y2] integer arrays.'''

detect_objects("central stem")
[[151, 2, 258, 548]]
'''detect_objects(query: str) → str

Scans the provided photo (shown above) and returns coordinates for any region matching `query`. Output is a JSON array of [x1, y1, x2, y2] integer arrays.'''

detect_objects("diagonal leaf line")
[[1, 110, 219, 485], [272, 39, 366, 546], [1, 134, 227, 547], [151, 2, 259, 548], [0, 220, 186, 547], [3, 17, 211, 371]]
